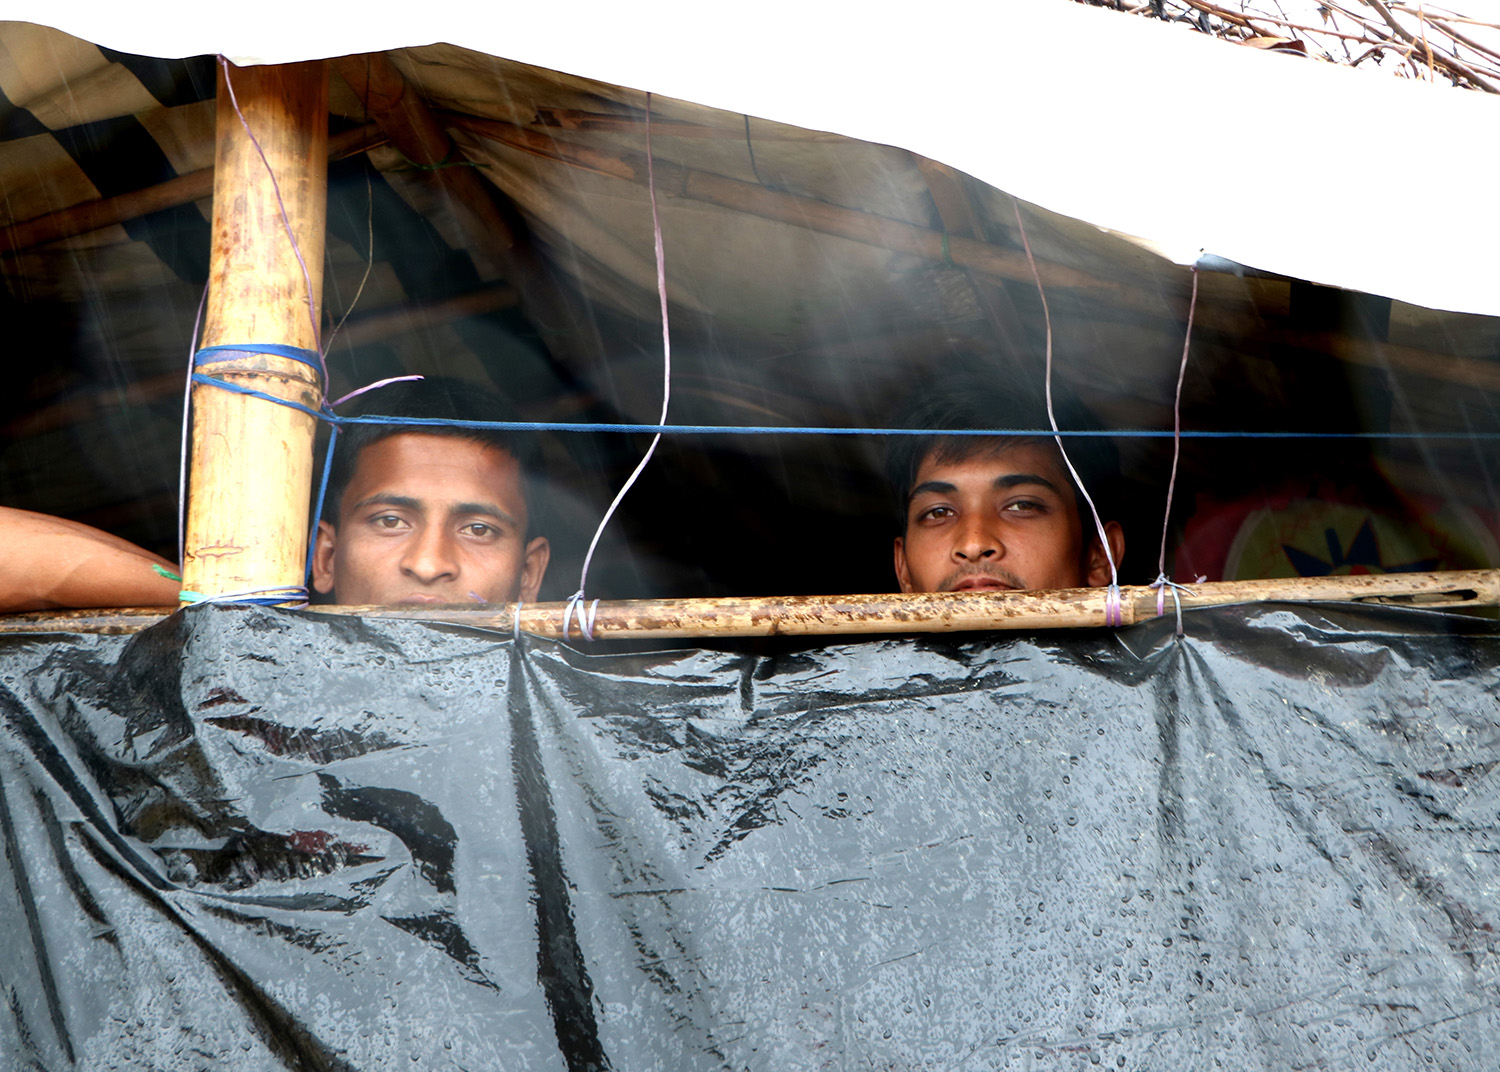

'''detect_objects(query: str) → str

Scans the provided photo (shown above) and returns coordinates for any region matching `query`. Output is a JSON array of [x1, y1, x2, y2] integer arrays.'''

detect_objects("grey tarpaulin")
[[1, 603, 1498, 1070]]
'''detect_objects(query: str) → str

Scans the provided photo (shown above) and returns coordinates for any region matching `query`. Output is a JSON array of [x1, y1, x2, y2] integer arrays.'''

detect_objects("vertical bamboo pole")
[[183, 61, 328, 601]]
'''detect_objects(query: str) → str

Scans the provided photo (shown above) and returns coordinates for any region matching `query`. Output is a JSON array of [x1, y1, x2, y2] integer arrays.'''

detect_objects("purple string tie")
[[1105, 583, 1124, 628], [562, 591, 600, 642]]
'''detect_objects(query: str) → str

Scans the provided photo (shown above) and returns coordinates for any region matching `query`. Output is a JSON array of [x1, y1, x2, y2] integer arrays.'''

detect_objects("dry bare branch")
[[1076, 0, 1500, 91]]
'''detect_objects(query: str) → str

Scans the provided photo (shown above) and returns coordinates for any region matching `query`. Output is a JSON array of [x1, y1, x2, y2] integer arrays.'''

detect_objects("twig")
[[1414, 12, 1500, 65], [1415, 2, 1437, 81], [1350, 42, 1399, 65], [1389, 5, 1500, 31], [1363, 0, 1500, 89], [1172, 0, 1409, 47], [1153, 0, 1500, 91], [1176, 0, 1272, 32]]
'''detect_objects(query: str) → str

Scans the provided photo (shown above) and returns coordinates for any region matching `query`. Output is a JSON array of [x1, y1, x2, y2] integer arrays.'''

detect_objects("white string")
[[564, 91, 672, 638], [177, 280, 211, 572], [1151, 264, 1204, 636], [324, 100, 377, 355], [561, 597, 601, 642], [1011, 201, 1122, 625], [1157, 266, 1198, 585]]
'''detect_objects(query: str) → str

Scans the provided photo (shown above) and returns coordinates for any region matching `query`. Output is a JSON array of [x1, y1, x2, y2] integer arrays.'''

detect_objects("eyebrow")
[[994, 473, 1061, 493], [909, 480, 957, 500], [348, 494, 520, 528], [454, 501, 520, 527], [908, 473, 1061, 503]]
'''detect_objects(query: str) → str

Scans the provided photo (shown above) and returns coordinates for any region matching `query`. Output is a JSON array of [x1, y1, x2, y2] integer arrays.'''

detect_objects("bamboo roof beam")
[[450, 114, 1130, 303], [334, 54, 521, 252], [533, 107, 843, 140], [5, 101, 1492, 397], [0, 125, 384, 257], [332, 53, 590, 358], [331, 284, 520, 350], [2, 569, 1494, 638], [451, 115, 1500, 397], [917, 157, 1032, 356]]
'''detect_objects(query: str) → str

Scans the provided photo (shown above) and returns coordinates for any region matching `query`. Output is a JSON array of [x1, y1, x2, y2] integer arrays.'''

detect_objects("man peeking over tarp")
[[0, 378, 550, 611], [310, 377, 550, 606], [885, 376, 1125, 594]]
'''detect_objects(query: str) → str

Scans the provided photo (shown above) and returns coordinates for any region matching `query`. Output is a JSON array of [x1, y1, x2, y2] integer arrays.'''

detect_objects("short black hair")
[[883, 373, 1118, 535], [323, 376, 545, 533]]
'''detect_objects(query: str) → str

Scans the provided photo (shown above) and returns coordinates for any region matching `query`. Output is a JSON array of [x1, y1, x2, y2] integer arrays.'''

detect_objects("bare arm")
[[0, 506, 180, 612]]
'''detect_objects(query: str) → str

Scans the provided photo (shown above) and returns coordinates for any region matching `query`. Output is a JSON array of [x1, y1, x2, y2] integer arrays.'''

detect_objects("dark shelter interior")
[[4, 19, 1500, 1072], [3, 33, 1497, 602]]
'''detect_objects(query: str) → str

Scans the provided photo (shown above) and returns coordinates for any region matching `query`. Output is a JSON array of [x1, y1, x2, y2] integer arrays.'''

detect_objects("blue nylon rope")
[[193, 360, 1496, 618], [194, 343, 324, 376], [180, 586, 309, 608], [191, 377, 1497, 440], [305, 424, 340, 587]]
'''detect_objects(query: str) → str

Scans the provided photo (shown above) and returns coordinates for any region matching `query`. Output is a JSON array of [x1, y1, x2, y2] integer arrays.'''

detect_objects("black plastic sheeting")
[[2, 603, 1499, 1070]]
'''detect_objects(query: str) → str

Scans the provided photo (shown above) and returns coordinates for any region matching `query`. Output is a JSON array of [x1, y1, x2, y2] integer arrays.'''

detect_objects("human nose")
[[401, 523, 458, 583], [953, 514, 1002, 563]]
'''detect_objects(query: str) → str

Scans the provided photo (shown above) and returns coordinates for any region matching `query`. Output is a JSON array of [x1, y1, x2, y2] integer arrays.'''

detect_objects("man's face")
[[311, 433, 549, 605], [894, 441, 1118, 594]]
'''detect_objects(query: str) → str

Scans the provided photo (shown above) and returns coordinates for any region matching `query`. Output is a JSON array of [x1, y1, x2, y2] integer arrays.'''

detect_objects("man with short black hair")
[[885, 377, 1124, 594], [311, 377, 550, 606], [0, 378, 548, 611]]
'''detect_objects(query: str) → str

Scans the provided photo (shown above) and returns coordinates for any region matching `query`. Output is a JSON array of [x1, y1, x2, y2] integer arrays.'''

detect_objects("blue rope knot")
[[179, 585, 309, 608], [193, 343, 324, 375]]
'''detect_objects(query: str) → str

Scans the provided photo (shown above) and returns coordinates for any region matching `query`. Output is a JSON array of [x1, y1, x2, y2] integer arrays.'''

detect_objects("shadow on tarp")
[[1, 602, 1498, 1070]]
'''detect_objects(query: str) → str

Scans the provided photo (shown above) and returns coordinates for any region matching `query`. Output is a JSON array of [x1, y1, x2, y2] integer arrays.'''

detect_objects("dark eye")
[[918, 504, 956, 522], [462, 522, 497, 539], [373, 514, 406, 529], [1004, 498, 1047, 515]]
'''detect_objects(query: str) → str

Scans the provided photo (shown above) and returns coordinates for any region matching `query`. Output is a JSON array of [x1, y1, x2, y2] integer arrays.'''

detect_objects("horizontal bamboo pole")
[[325, 569, 1500, 637], [0, 570, 1493, 638], [0, 607, 173, 635]]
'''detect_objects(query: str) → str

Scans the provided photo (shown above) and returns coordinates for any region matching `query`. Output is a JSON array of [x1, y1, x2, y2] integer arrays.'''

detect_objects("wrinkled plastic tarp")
[[2, 603, 1498, 1070]]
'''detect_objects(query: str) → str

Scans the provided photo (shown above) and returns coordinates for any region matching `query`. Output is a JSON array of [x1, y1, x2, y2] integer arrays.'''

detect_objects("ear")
[[518, 535, 550, 603], [1085, 521, 1126, 588], [311, 520, 337, 596], [893, 536, 915, 594]]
